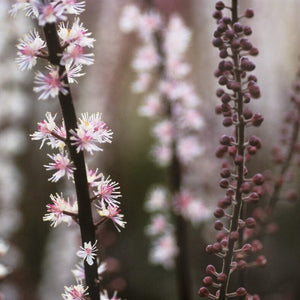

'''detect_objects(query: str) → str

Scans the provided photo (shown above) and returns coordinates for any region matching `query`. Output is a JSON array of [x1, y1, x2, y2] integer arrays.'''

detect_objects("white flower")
[[61, 44, 94, 66], [176, 135, 204, 164], [94, 174, 121, 207], [138, 93, 163, 117], [76, 241, 98, 266], [33, 65, 68, 100], [43, 193, 77, 227], [132, 45, 160, 72], [149, 233, 179, 269], [60, 0, 85, 15], [119, 4, 140, 33], [16, 29, 46, 71], [144, 186, 169, 212], [44, 152, 75, 182], [62, 283, 88, 300]]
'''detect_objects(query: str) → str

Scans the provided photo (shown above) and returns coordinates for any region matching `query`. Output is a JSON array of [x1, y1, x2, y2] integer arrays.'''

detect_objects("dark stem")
[[43, 23, 99, 299], [219, 1, 246, 299], [145, 3, 192, 299]]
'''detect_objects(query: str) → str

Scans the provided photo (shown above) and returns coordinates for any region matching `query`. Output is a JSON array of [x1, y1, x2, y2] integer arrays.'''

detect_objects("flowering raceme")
[[11, 0, 125, 298], [120, 4, 209, 271]]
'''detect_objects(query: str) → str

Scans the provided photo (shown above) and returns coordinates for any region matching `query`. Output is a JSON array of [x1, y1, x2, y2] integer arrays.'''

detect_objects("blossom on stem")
[[76, 240, 98, 266], [58, 18, 95, 48], [149, 233, 179, 269], [96, 204, 126, 232], [94, 174, 121, 207], [61, 44, 94, 66], [32, 0, 66, 26], [16, 29, 46, 71], [43, 193, 77, 227], [119, 4, 140, 33], [70, 113, 113, 154], [44, 152, 75, 182], [62, 283, 88, 300], [33, 65, 68, 100], [30, 112, 63, 149], [144, 186, 169, 212]]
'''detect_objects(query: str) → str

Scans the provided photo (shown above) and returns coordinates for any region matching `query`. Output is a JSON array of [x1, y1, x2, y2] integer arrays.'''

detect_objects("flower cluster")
[[198, 2, 265, 299], [120, 4, 209, 269], [12, 0, 125, 298], [13, 1, 94, 100]]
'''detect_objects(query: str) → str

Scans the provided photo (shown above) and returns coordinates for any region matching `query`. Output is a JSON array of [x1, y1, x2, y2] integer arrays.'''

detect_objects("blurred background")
[[1, 0, 300, 299]]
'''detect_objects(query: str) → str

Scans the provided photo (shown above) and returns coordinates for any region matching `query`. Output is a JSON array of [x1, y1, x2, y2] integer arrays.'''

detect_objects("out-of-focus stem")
[[43, 23, 99, 300]]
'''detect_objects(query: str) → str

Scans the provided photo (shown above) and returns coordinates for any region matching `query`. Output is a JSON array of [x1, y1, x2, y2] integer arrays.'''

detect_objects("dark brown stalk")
[[219, 1, 245, 299], [43, 23, 99, 299]]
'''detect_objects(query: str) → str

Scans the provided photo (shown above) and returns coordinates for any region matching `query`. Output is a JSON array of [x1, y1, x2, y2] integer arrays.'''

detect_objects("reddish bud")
[[202, 276, 213, 287], [245, 217, 256, 228], [244, 8, 254, 18], [213, 10, 223, 19], [217, 273, 227, 283], [230, 231, 239, 241], [242, 243, 253, 254], [215, 1, 225, 10], [198, 287, 210, 297], [249, 84, 261, 98], [240, 182, 251, 193], [243, 25, 252, 35], [252, 113, 264, 126], [214, 208, 225, 218], [220, 168, 231, 178], [206, 264, 216, 275], [206, 244, 214, 254], [219, 178, 229, 188], [220, 135, 232, 146], [237, 260, 247, 270], [233, 22, 243, 33], [252, 240, 263, 252], [215, 145, 228, 158], [236, 287, 247, 296], [248, 192, 260, 203], [243, 107, 253, 119], [256, 255, 267, 267], [223, 117, 233, 127], [234, 155, 244, 165], [249, 47, 259, 56], [252, 173, 264, 185], [214, 220, 224, 231]]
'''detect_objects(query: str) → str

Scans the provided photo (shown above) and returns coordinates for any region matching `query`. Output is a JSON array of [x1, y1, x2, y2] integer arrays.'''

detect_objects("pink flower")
[[31, 112, 63, 149], [76, 241, 98, 266], [58, 18, 95, 48], [61, 44, 94, 66], [44, 152, 75, 182], [31, 0, 66, 26], [43, 193, 77, 227], [70, 113, 113, 154], [34, 65, 68, 100], [176, 135, 204, 164], [96, 204, 126, 232], [144, 186, 169, 212], [119, 4, 140, 33], [86, 167, 102, 187], [151, 144, 172, 166], [62, 283, 88, 300], [132, 45, 160, 72], [145, 214, 171, 236], [138, 93, 163, 117], [174, 190, 210, 224], [152, 120, 173, 145], [138, 10, 162, 38], [16, 29, 46, 71], [149, 233, 179, 269], [94, 174, 121, 207]]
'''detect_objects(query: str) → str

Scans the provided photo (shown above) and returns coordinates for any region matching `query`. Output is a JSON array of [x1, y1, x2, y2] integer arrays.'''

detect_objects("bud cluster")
[[198, 2, 265, 299]]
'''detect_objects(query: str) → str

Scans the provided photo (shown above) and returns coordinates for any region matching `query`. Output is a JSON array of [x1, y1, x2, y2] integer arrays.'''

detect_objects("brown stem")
[[42, 23, 99, 299], [219, 1, 246, 299]]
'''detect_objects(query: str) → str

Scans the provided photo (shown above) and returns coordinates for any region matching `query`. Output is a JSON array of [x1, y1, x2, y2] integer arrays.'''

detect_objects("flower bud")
[[206, 264, 216, 275], [202, 276, 213, 287], [245, 217, 256, 228], [236, 287, 247, 296], [198, 287, 210, 297], [244, 8, 254, 18], [214, 220, 224, 231], [215, 1, 225, 10], [214, 208, 225, 218], [256, 255, 267, 267], [252, 173, 264, 185]]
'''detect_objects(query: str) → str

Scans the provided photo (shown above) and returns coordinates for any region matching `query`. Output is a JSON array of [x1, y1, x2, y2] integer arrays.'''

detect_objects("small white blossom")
[[76, 241, 98, 266]]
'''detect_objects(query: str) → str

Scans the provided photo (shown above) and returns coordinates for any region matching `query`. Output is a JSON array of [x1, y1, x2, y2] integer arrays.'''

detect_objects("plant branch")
[[42, 23, 99, 300]]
